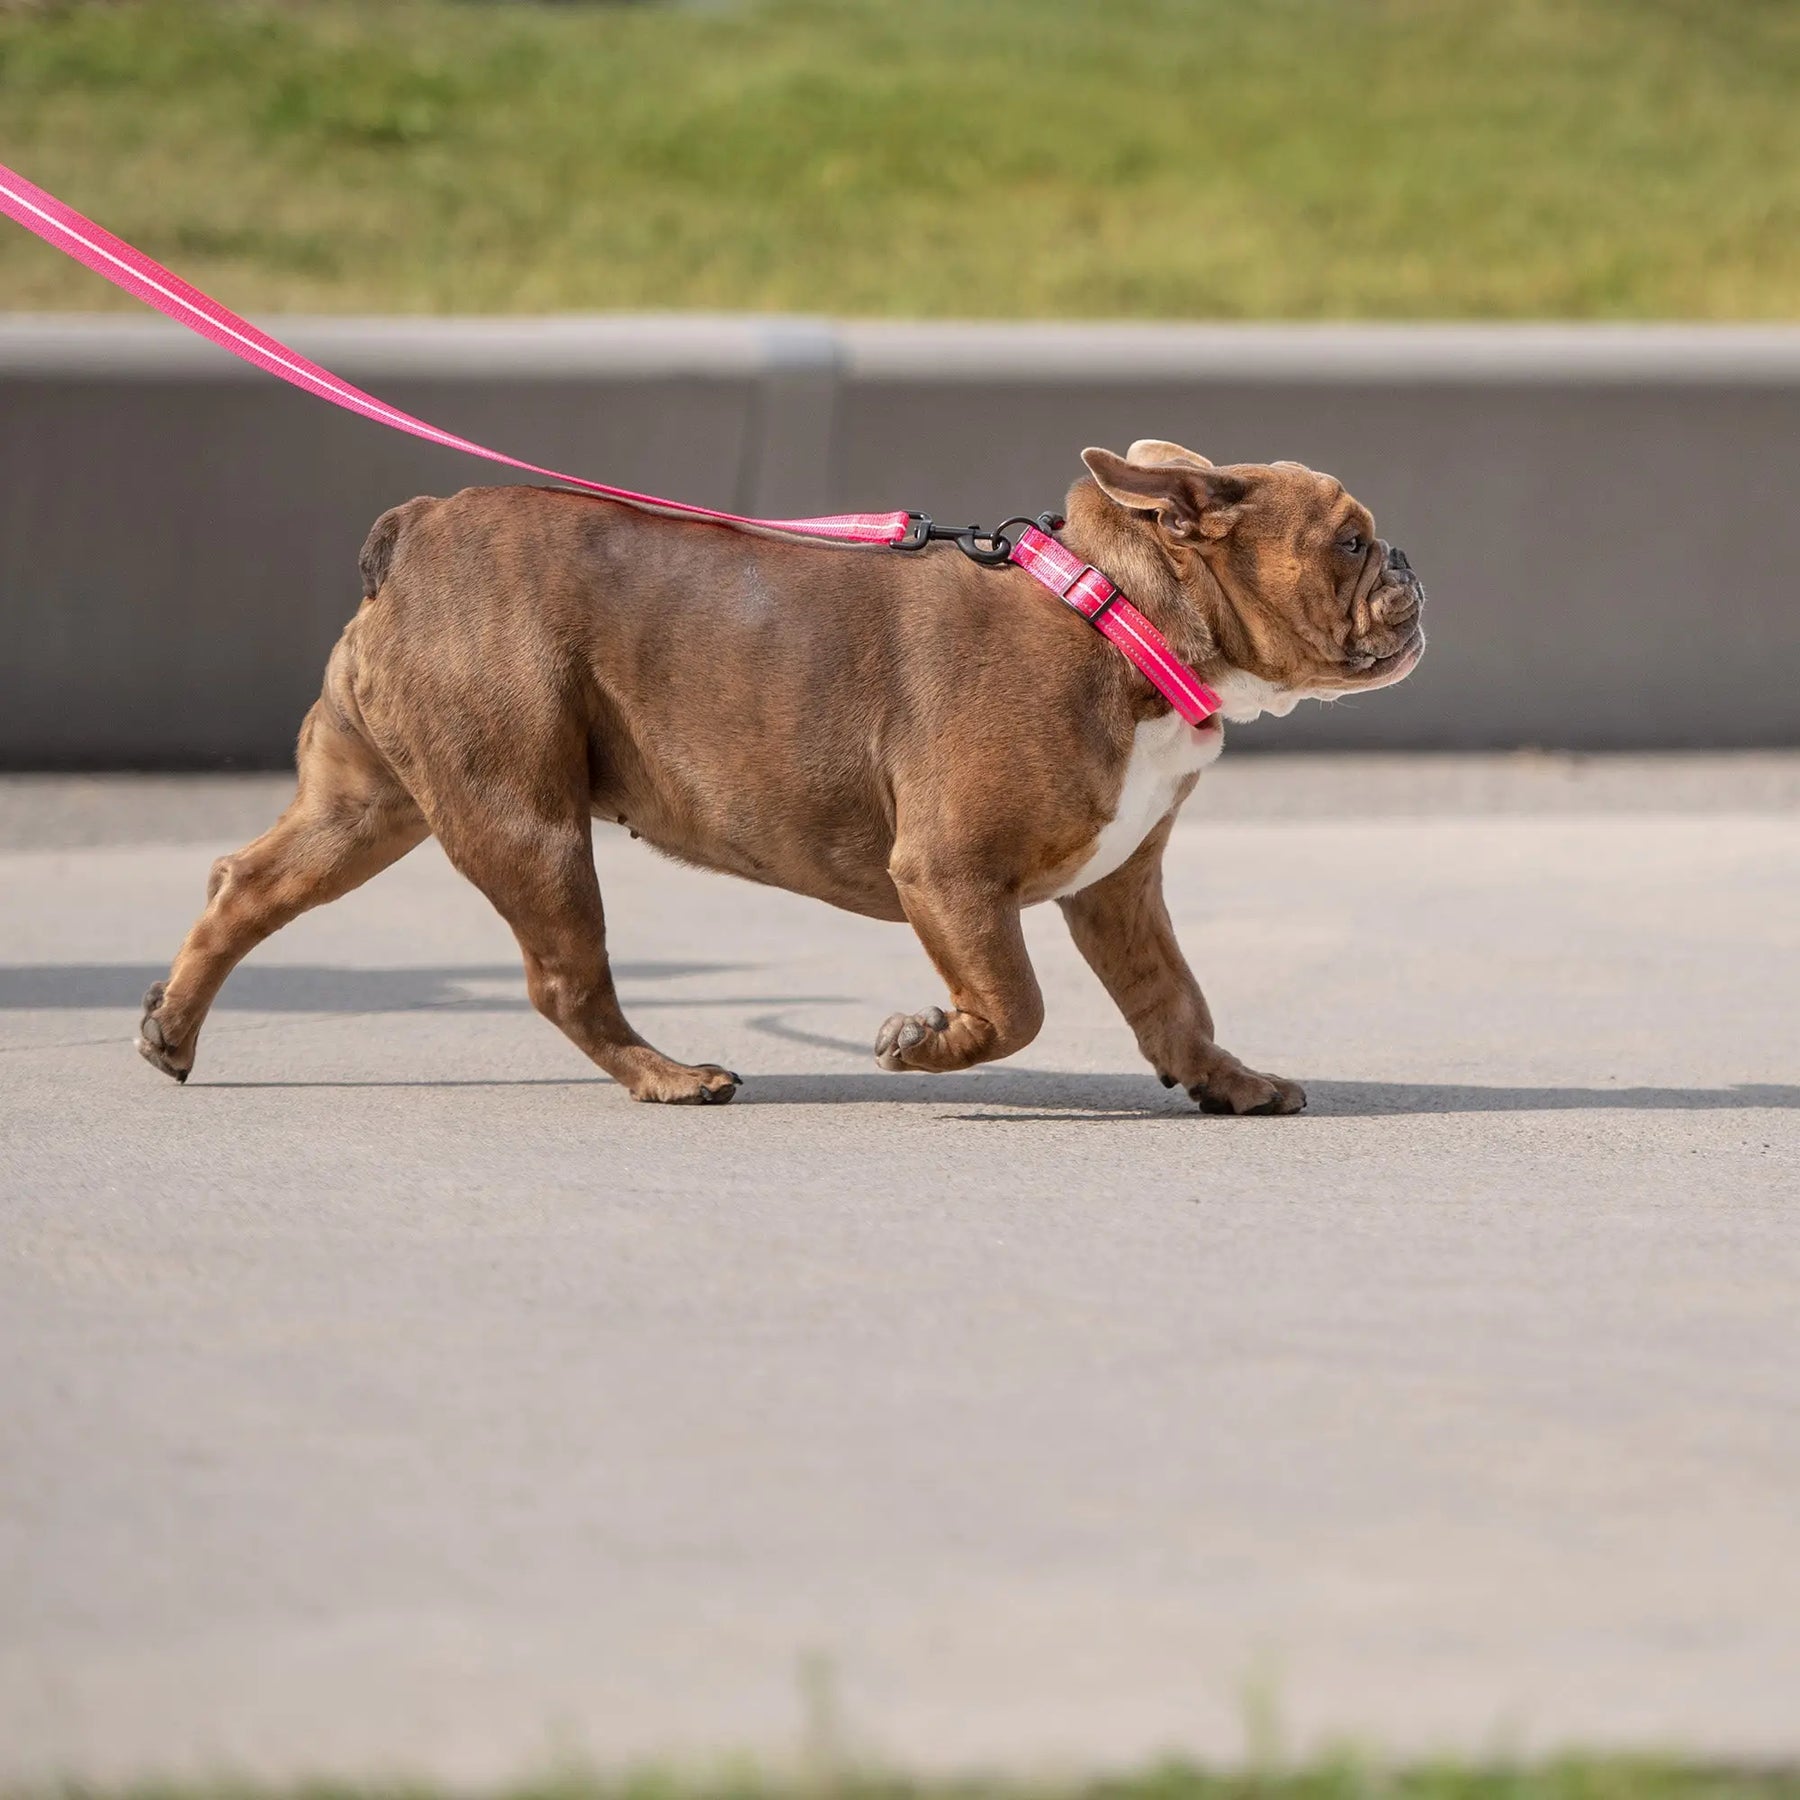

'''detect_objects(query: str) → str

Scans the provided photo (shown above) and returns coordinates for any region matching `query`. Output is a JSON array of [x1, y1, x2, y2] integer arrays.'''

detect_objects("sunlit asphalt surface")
[[3, 756, 1798, 1780]]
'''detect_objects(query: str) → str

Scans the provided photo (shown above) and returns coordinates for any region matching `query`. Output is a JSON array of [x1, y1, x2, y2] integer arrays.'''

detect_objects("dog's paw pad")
[[875, 1006, 952, 1071], [136, 982, 191, 1083]]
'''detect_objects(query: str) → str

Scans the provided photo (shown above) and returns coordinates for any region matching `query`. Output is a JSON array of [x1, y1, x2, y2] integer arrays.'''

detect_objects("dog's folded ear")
[[1082, 447, 1247, 541], [1126, 439, 1215, 471]]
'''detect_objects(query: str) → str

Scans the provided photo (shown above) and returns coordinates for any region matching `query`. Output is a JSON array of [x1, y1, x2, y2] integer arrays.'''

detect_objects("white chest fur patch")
[[1048, 711, 1225, 899], [1210, 668, 1304, 721]]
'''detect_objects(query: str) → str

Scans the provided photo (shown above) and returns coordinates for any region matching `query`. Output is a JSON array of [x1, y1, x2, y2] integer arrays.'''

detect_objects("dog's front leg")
[[876, 860, 1045, 1074], [1058, 817, 1306, 1115]]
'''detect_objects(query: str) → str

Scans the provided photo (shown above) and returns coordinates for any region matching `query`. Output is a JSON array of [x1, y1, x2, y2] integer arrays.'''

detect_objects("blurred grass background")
[[1, 0, 1798, 319]]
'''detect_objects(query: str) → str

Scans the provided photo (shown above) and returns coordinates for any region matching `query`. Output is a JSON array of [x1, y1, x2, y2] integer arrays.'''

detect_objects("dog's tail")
[[358, 496, 436, 601]]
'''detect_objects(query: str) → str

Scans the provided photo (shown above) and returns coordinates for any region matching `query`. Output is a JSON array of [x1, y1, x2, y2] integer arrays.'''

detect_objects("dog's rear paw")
[[874, 1006, 951, 1072], [1188, 1064, 1306, 1116], [630, 1061, 741, 1106], [136, 981, 192, 1084]]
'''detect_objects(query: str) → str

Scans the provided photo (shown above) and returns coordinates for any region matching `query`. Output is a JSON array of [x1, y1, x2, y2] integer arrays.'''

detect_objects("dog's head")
[[1077, 439, 1426, 722]]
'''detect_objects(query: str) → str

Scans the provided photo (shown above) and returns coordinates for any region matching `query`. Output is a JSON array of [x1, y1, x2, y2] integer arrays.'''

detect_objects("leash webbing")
[[0, 161, 907, 544]]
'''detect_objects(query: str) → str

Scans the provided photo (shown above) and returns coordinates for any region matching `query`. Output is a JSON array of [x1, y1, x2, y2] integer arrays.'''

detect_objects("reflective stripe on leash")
[[0, 161, 909, 545]]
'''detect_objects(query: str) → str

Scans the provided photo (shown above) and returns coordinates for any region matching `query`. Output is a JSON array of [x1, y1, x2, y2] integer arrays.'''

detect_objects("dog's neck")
[[1057, 481, 1227, 677]]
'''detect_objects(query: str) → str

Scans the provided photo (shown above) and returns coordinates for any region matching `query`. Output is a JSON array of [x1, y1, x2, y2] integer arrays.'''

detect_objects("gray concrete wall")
[[3, 316, 1797, 766]]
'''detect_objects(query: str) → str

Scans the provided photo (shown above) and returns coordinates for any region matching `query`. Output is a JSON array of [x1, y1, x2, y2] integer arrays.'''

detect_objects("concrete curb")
[[3, 317, 1797, 764]]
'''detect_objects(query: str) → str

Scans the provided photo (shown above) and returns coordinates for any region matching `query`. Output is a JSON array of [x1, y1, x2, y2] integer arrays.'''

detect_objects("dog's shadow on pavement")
[[1300, 1080, 1800, 1116], [7, 963, 1795, 1116], [0, 961, 743, 1011], [745, 1070, 1800, 1116]]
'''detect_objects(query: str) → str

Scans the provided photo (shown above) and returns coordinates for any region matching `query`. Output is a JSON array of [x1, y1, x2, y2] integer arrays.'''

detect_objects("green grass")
[[1, 0, 1798, 318], [12, 1765, 1800, 1800]]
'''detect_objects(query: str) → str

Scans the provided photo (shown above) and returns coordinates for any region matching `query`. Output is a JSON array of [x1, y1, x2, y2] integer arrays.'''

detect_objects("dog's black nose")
[[1387, 544, 1412, 575]]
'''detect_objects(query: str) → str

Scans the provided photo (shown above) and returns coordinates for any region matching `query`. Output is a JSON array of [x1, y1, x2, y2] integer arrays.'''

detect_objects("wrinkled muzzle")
[[1354, 542, 1426, 679]]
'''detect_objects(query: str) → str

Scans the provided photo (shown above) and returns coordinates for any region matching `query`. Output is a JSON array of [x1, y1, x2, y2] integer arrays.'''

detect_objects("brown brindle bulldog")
[[136, 438, 1424, 1111]]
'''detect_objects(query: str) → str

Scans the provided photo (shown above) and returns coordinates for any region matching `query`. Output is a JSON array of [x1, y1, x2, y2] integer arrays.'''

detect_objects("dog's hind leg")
[[136, 701, 427, 1083], [422, 793, 740, 1106]]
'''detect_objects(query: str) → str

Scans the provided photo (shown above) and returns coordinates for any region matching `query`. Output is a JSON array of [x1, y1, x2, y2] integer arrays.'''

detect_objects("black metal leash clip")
[[892, 510, 1067, 567]]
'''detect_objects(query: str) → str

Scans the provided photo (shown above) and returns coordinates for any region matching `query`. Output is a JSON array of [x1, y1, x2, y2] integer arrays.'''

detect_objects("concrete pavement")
[[2, 756, 1797, 1781]]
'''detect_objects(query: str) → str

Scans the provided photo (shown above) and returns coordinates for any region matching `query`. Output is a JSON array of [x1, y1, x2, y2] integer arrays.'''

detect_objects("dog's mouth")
[[1304, 573, 1427, 694], [1371, 629, 1425, 677], [1316, 624, 1425, 697], [1354, 631, 1426, 691]]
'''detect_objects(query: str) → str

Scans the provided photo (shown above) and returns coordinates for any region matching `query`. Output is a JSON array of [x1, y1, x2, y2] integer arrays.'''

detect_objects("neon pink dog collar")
[[1007, 524, 1220, 726], [0, 159, 1219, 729]]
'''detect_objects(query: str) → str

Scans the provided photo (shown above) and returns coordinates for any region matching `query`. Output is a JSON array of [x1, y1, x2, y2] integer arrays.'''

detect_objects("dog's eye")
[[1339, 533, 1365, 556]]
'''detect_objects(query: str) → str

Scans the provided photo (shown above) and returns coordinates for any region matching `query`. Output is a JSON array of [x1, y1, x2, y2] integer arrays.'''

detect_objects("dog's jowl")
[[136, 440, 1424, 1111]]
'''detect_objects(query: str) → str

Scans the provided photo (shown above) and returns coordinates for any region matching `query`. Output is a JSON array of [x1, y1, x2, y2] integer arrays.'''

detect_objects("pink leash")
[[0, 160, 1220, 726]]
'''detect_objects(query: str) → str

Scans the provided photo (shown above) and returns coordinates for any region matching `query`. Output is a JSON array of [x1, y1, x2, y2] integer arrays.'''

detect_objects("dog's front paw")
[[1187, 1063, 1306, 1116], [630, 1061, 741, 1105], [874, 1006, 951, 1072], [136, 981, 193, 1084]]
